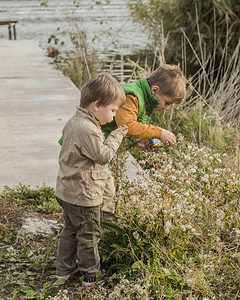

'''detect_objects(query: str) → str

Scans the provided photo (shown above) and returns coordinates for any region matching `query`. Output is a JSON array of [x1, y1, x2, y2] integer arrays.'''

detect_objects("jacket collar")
[[76, 107, 100, 127], [137, 78, 159, 114]]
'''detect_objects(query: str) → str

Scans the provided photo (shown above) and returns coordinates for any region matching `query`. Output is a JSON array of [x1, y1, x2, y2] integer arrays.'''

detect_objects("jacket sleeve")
[[79, 125, 123, 165], [115, 95, 163, 139]]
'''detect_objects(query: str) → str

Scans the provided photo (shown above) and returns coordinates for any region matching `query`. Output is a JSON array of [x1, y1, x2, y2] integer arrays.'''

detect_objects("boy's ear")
[[151, 85, 160, 96], [92, 100, 100, 111]]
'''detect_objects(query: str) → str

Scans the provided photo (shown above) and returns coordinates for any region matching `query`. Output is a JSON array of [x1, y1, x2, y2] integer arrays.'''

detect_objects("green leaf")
[[162, 268, 175, 276], [25, 289, 36, 298], [131, 260, 142, 270], [231, 263, 236, 269], [122, 234, 128, 247], [111, 243, 125, 250], [43, 281, 52, 289], [102, 253, 109, 262], [162, 268, 182, 283], [101, 221, 124, 234], [53, 277, 66, 286], [12, 289, 19, 297]]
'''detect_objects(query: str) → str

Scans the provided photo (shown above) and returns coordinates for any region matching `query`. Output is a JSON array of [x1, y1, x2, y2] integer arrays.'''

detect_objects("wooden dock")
[[0, 40, 79, 189], [0, 39, 149, 191], [0, 21, 18, 40]]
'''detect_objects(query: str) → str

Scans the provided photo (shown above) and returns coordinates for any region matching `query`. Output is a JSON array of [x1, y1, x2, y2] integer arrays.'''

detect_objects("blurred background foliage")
[[127, 0, 240, 76]]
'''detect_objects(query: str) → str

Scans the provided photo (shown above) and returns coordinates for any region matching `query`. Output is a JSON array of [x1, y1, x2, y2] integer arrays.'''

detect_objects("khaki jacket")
[[55, 107, 123, 207]]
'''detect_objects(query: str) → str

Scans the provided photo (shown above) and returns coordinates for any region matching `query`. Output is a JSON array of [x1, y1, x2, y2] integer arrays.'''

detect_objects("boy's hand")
[[160, 129, 177, 146], [116, 125, 128, 137]]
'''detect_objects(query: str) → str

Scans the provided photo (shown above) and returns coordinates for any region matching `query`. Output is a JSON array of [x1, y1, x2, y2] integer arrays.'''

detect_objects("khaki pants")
[[56, 199, 101, 276]]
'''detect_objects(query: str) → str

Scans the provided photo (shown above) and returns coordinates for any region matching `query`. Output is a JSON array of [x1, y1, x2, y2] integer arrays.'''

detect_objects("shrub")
[[104, 139, 240, 298], [128, 0, 240, 76]]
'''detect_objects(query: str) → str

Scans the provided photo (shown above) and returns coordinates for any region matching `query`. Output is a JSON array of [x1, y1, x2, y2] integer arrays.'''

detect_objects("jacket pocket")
[[91, 170, 109, 198], [91, 170, 109, 180]]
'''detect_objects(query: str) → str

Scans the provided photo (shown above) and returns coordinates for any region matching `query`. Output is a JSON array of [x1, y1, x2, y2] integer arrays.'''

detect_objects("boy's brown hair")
[[147, 64, 186, 104], [80, 73, 126, 108]]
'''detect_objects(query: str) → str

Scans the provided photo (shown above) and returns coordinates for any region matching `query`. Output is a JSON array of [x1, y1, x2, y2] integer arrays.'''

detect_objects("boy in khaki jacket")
[[55, 74, 128, 285]]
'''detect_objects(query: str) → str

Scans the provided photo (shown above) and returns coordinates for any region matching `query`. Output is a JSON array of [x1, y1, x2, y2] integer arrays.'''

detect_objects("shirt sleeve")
[[115, 95, 163, 139], [78, 123, 123, 165]]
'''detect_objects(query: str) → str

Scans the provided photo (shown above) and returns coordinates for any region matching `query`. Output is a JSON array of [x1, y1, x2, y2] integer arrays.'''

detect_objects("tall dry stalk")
[[182, 16, 240, 126]]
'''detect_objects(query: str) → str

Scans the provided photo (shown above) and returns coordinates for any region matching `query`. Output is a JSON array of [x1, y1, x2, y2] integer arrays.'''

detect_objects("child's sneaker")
[[55, 260, 79, 281], [55, 273, 71, 281], [82, 274, 98, 286], [82, 269, 108, 287]]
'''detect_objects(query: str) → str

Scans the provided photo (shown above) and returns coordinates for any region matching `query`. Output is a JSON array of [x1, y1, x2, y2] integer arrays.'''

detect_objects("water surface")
[[0, 0, 149, 56]]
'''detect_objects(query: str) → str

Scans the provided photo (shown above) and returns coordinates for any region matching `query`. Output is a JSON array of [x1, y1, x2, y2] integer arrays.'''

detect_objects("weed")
[[1, 183, 60, 215], [0, 140, 239, 299]]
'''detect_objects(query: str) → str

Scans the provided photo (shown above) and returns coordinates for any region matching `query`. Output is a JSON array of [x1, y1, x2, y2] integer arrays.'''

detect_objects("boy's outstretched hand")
[[116, 125, 128, 137], [160, 129, 177, 146]]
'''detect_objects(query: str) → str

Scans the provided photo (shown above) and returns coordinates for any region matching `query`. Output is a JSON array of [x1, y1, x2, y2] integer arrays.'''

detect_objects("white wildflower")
[[47, 290, 69, 300], [133, 231, 140, 241], [201, 174, 209, 182], [217, 211, 225, 219], [181, 225, 186, 231], [165, 221, 172, 233], [176, 203, 182, 212], [188, 208, 194, 215], [189, 167, 197, 173], [191, 227, 196, 233]]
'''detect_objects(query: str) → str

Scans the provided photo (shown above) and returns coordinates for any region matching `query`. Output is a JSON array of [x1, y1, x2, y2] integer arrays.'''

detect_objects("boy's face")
[[153, 92, 173, 111], [93, 102, 120, 125], [151, 85, 173, 111]]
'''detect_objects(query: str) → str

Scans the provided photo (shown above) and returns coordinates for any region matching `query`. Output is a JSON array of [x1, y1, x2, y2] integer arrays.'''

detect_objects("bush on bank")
[[0, 135, 239, 299]]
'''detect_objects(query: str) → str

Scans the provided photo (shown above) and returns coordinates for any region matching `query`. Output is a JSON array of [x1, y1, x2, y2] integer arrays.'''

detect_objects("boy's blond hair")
[[80, 73, 126, 108], [147, 64, 186, 104]]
